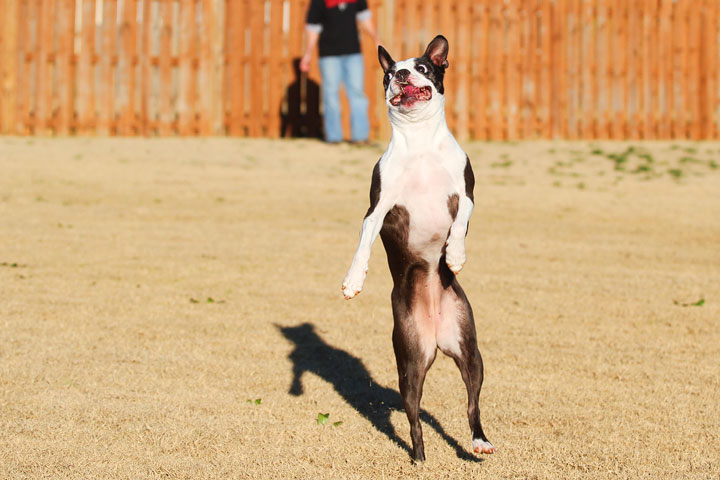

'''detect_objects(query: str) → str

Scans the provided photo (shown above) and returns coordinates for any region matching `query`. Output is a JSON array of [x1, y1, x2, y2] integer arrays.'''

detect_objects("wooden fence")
[[1, 0, 719, 140]]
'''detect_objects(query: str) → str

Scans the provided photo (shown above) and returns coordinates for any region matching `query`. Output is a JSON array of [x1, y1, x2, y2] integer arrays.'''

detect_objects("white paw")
[[341, 266, 367, 300], [445, 239, 466, 274], [472, 439, 495, 455]]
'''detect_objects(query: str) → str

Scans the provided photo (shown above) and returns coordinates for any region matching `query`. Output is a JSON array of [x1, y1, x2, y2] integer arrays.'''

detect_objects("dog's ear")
[[424, 35, 449, 69], [378, 45, 395, 73]]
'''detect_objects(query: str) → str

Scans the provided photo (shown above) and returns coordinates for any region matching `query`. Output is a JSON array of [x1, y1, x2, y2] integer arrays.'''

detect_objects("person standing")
[[300, 0, 380, 144]]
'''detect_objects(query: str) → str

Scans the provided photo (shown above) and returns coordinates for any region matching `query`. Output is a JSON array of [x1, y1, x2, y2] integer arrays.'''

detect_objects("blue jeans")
[[318, 53, 370, 142]]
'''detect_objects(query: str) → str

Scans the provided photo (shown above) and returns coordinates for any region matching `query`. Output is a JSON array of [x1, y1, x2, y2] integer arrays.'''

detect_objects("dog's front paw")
[[341, 266, 367, 300], [445, 239, 466, 274]]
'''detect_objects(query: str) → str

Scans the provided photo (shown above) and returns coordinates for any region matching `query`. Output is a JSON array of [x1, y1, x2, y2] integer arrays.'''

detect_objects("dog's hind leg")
[[395, 345, 431, 462], [457, 341, 494, 454], [437, 275, 495, 455], [391, 287, 437, 462]]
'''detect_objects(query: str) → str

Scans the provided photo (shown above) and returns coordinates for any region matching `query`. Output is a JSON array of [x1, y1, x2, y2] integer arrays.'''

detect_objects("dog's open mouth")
[[390, 84, 432, 107]]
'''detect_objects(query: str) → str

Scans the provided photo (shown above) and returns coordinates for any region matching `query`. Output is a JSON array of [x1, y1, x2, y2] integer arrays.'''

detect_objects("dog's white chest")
[[393, 152, 456, 261]]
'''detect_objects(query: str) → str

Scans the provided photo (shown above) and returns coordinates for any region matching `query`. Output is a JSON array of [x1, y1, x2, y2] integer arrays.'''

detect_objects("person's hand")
[[299, 53, 312, 72]]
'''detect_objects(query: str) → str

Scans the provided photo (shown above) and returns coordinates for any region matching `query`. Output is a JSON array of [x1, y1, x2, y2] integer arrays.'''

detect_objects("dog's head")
[[378, 35, 449, 114]]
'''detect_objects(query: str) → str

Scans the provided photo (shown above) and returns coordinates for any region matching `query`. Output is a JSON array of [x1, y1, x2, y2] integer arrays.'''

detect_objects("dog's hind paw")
[[472, 439, 495, 455]]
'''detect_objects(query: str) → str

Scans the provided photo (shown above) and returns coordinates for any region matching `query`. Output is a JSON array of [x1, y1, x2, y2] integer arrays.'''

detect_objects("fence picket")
[[455, 0, 471, 141], [628, 0, 639, 139], [201, 0, 222, 134], [677, 0, 688, 138], [488, 1, 502, 139], [506, 0, 520, 140], [99, 0, 117, 134], [472, 0, 488, 140], [567, 0, 578, 139], [178, 0, 195, 135], [392, 0, 404, 57], [689, 0, 701, 140], [0, 0, 3, 129], [33, 0, 53, 134], [267, 0, 283, 138], [641, 0, 651, 138], [540, 0, 552, 138], [140, 0, 152, 135], [118, 0, 137, 134], [78, 0, 96, 134], [668, 0, 677, 137], [648, 0, 659, 138], [710, 0, 720, 139], [158, 0, 173, 134], [581, 0, 593, 138], [227, 0, 245, 135], [57, 0, 75, 135], [439, 0, 454, 132], [0, 0, 19, 133], [249, 0, 262, 136]]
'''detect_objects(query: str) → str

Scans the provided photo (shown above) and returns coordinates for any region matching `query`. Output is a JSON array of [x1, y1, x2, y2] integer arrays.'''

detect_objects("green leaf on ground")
[[668, 168, 684, 179], [673, 298, 705, 307]]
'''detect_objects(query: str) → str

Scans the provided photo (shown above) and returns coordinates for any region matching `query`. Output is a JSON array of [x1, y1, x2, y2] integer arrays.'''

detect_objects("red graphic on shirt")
[[325, 0, 357, 8]]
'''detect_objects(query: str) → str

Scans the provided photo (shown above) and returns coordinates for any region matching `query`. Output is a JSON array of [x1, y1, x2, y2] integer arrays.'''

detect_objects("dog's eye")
[[385, 71, 393, 82], [417, 64, 429, 74]]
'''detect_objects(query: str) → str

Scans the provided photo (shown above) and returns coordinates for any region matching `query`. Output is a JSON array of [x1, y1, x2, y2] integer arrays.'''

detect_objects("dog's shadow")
[[278, 322, 481, 462]]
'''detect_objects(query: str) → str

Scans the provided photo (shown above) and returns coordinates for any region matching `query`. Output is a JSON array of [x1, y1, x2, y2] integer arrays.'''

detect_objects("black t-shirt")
[[306, 0, 369, 57]]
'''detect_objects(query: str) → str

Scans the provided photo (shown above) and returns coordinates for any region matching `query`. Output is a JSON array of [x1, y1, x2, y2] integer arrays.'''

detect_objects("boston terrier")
[[341, 35, 495, 461]]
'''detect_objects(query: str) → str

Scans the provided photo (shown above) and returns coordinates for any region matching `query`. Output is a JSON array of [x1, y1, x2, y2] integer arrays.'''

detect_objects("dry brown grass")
[[1, 137, 718, 479]]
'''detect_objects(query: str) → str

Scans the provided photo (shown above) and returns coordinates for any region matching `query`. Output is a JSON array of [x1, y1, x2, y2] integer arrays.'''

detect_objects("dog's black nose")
[[395, 69, 410, 83]]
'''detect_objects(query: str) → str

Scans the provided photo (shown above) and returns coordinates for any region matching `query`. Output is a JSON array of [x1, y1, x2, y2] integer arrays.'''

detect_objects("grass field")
[[1, 137, 718, 479]]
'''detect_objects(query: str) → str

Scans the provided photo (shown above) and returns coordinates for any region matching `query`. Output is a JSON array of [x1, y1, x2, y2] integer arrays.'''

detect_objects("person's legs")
[[342, 53, 370, 142], [318, 56, 343, 143]]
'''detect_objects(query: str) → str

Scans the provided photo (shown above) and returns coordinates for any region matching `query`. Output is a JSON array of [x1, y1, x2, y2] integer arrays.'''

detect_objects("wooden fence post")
[[78, 0, 97, 134], [55, 0, 75, 135], [0, 0, 19, 133], [647, 0, 658, 139], [99, 0, 117, 135], [248, 0, 263, 136], [200, 0, 223, 135], [140, 0, 153, 135], [506, 0, 519, 139], [267, 0, 283, 138], [118, 0, 137, 135], [227, 0, 245, 135], [677, 0, 688, 138], [158, 0, 173, 135], [544, 0, 551, 139], [439, 0, 455, 133], [472, 0, 488, 140], [33, 0, 55, 134], [703, 0, 720, 140], [689, 0, 701, 140], [178, 0, 197, 135]]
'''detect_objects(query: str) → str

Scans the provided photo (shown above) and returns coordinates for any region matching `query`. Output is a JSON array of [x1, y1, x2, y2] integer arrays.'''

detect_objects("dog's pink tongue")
[[403, 85, 418, 96]]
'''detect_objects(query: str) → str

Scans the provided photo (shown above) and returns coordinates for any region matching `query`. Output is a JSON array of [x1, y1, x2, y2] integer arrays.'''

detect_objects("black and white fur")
[[341, 36, 494, 461]]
